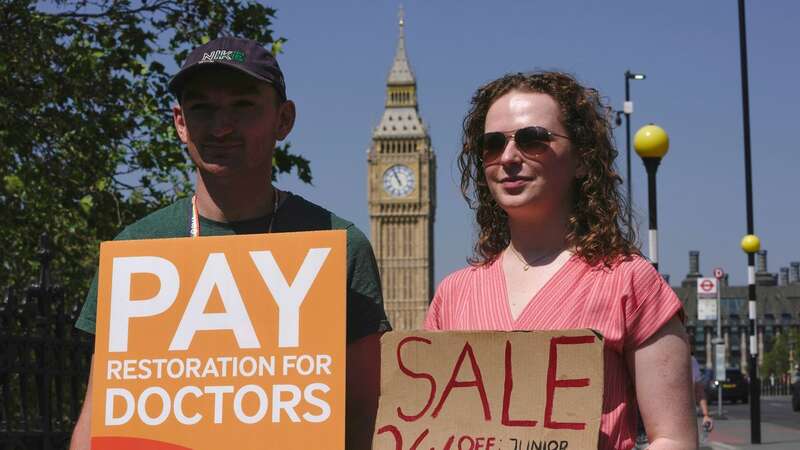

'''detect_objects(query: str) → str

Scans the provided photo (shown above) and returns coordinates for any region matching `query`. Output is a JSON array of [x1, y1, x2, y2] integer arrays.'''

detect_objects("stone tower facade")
[[367, 12, 435, 330]]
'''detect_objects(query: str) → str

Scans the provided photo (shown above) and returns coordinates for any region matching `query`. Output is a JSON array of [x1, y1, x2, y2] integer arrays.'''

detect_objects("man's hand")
[[702, 415, 713, 432], [69, 355, 93, 450]]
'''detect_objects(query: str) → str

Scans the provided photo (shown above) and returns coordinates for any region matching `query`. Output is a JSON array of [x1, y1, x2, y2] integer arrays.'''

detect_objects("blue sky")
[[263, 0, 799, 287]]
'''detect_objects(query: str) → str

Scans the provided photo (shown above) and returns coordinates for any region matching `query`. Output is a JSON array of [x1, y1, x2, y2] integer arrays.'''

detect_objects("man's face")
[[172, 68, 295, 179]]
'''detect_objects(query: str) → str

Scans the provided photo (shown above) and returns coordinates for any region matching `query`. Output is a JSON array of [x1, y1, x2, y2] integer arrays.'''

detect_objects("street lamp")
[[790, 331, 797, 392], [633, 124, 669, 271], [624, 70, 646, 229], [736, 0, 761, 443], [741, 233, 761, 443]]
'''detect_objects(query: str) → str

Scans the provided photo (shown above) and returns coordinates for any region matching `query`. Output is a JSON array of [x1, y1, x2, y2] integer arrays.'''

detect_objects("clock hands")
[[391, 167, 403, 186], [384, 165, 413, 197]]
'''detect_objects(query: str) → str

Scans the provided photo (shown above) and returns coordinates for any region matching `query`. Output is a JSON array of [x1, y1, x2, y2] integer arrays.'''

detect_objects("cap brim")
[[168, 61, 278, 99]]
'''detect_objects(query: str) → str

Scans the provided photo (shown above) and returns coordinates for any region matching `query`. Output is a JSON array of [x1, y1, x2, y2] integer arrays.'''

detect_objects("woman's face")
[[482, 90, 583, 220]]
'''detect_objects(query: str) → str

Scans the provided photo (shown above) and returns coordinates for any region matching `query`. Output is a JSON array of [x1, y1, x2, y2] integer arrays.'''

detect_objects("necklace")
[[190, 188, 281, 237], [507, 244, 562, 271]]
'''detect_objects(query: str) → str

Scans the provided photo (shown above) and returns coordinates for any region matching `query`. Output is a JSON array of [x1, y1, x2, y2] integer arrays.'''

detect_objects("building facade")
[[367, 13, 436, 330], [674, 250, 800, 372]]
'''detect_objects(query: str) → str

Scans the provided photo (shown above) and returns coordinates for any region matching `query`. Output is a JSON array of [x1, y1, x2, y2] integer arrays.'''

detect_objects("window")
[[695, 326, 705, 345], [729, 326, 741, 350], [721, 298, 745, 316]]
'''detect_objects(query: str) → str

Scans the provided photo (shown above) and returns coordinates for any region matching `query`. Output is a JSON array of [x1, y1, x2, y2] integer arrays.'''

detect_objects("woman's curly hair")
[[459, 71, 639, 267]]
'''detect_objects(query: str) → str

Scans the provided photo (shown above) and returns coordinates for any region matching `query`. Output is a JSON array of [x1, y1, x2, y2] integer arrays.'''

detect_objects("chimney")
[[791, 262, 800, 284], [757, 250, 767, 273], [690, 251, 700, 274], [682, 250, 702, 287], [779, 267, 790, 286], [755, 250, 778, 286]]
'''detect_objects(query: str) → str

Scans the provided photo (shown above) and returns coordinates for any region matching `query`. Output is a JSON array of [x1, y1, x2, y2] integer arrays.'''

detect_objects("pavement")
[[699, 396, 800, 450]]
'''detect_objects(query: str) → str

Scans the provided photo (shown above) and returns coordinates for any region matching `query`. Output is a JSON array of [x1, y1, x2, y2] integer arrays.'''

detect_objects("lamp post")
[[633, 124, 669, 271], [790, 330, 797, 377], [736, 0, 761, 443], [624, 70, 646, 228], [789, 331, 797, 393], [742, 234, 761, 443]]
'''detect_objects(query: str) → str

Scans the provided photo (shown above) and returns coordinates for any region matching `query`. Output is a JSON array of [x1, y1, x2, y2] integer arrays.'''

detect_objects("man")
[[691, 355, 713, 433], [69, 36, 391, 450]]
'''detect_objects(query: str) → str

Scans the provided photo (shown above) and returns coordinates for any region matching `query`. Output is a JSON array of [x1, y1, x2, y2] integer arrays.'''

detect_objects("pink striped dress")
[[424, 253, 684, 450]]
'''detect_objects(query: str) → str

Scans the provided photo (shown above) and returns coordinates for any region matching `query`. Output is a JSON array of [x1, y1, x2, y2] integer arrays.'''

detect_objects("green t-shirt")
[[76, 193, 391, 342]]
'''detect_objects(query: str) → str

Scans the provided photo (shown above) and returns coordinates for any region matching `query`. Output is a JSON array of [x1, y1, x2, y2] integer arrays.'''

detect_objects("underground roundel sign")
[[697, 277, 718, 298]]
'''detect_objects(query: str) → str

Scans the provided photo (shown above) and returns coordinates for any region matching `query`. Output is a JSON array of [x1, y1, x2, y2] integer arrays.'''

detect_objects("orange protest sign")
[[374, 330, 604, 450], [90, 231, 346, 450]]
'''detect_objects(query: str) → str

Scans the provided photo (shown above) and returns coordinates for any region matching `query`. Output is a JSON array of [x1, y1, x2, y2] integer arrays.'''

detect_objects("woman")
[[425, 72, 695, 449]]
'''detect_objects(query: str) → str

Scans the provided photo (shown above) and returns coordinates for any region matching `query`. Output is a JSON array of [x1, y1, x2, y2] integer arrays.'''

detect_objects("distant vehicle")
[[707, 369, 749, 404], [791, 370, 800, 412]]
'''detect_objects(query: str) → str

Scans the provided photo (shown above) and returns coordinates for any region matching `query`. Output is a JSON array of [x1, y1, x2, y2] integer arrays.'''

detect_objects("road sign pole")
[[717, 284, 724, 417], [711, 268, 726, 419]]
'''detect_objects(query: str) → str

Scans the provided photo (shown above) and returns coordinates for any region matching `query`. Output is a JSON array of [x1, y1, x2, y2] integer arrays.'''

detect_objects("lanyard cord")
[[190, 188, 281, 237]]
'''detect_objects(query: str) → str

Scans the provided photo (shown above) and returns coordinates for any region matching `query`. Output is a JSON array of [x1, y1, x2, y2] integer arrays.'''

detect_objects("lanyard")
[[190, 189, 281, 237]]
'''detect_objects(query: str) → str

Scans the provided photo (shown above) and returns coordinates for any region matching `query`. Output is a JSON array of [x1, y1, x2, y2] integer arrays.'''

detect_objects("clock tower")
[[367, 11, 435, 330]]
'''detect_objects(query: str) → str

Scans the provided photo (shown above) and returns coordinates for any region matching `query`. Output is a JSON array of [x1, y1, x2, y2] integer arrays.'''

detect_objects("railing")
[[760, 378, 794, 397], [0, 234, 94, 450]]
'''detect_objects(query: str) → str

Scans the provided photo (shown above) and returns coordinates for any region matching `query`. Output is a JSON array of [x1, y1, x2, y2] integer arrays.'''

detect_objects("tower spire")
[[398, 4, 404, 38], [374, 6, 424, 136], [388, 5, 415, 85]]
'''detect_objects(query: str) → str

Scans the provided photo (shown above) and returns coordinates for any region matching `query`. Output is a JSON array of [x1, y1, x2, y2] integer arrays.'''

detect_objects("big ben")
[[367, 11, 435, 330]]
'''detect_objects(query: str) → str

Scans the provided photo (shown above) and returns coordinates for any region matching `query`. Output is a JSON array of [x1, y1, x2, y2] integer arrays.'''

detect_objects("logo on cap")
[[200, 50, 246, 64]]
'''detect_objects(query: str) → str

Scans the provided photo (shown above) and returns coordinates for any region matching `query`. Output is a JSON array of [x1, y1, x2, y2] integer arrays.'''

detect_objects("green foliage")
[[762, 329, 800, 376], [1, 0, 311, 308], [273, 142, 312, 184]]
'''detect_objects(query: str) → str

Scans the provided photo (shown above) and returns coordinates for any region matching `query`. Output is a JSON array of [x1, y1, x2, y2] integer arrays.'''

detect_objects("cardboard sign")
[[374, 330, 604, 450], [90, 231, 346, 450]]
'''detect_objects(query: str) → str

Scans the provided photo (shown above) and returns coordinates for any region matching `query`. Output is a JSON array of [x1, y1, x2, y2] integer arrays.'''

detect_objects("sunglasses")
[[480, 126, 569, 160]]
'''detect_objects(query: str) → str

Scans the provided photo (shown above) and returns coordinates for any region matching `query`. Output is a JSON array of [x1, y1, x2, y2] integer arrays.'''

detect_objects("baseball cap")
[[168, 36, 286, 101]]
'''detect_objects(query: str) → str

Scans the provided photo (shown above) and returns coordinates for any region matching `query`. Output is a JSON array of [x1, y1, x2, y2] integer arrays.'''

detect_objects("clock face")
[[382, 164, 415, 197]]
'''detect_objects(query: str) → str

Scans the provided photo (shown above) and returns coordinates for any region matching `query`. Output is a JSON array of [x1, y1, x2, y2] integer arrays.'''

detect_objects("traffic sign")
[[713, 267, 725, 279], [698, 299, 717, 321], [715, 343, 726, 382], [697, 277, 718, 297]]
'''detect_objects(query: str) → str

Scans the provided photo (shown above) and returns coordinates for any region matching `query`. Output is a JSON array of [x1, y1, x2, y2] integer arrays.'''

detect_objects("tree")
[[1, 0, 311, 307], [762, 329, 800, 378]]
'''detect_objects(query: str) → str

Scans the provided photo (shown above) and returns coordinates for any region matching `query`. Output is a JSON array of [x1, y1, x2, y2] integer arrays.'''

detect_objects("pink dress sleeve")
[[623, 257, 685, 350]]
